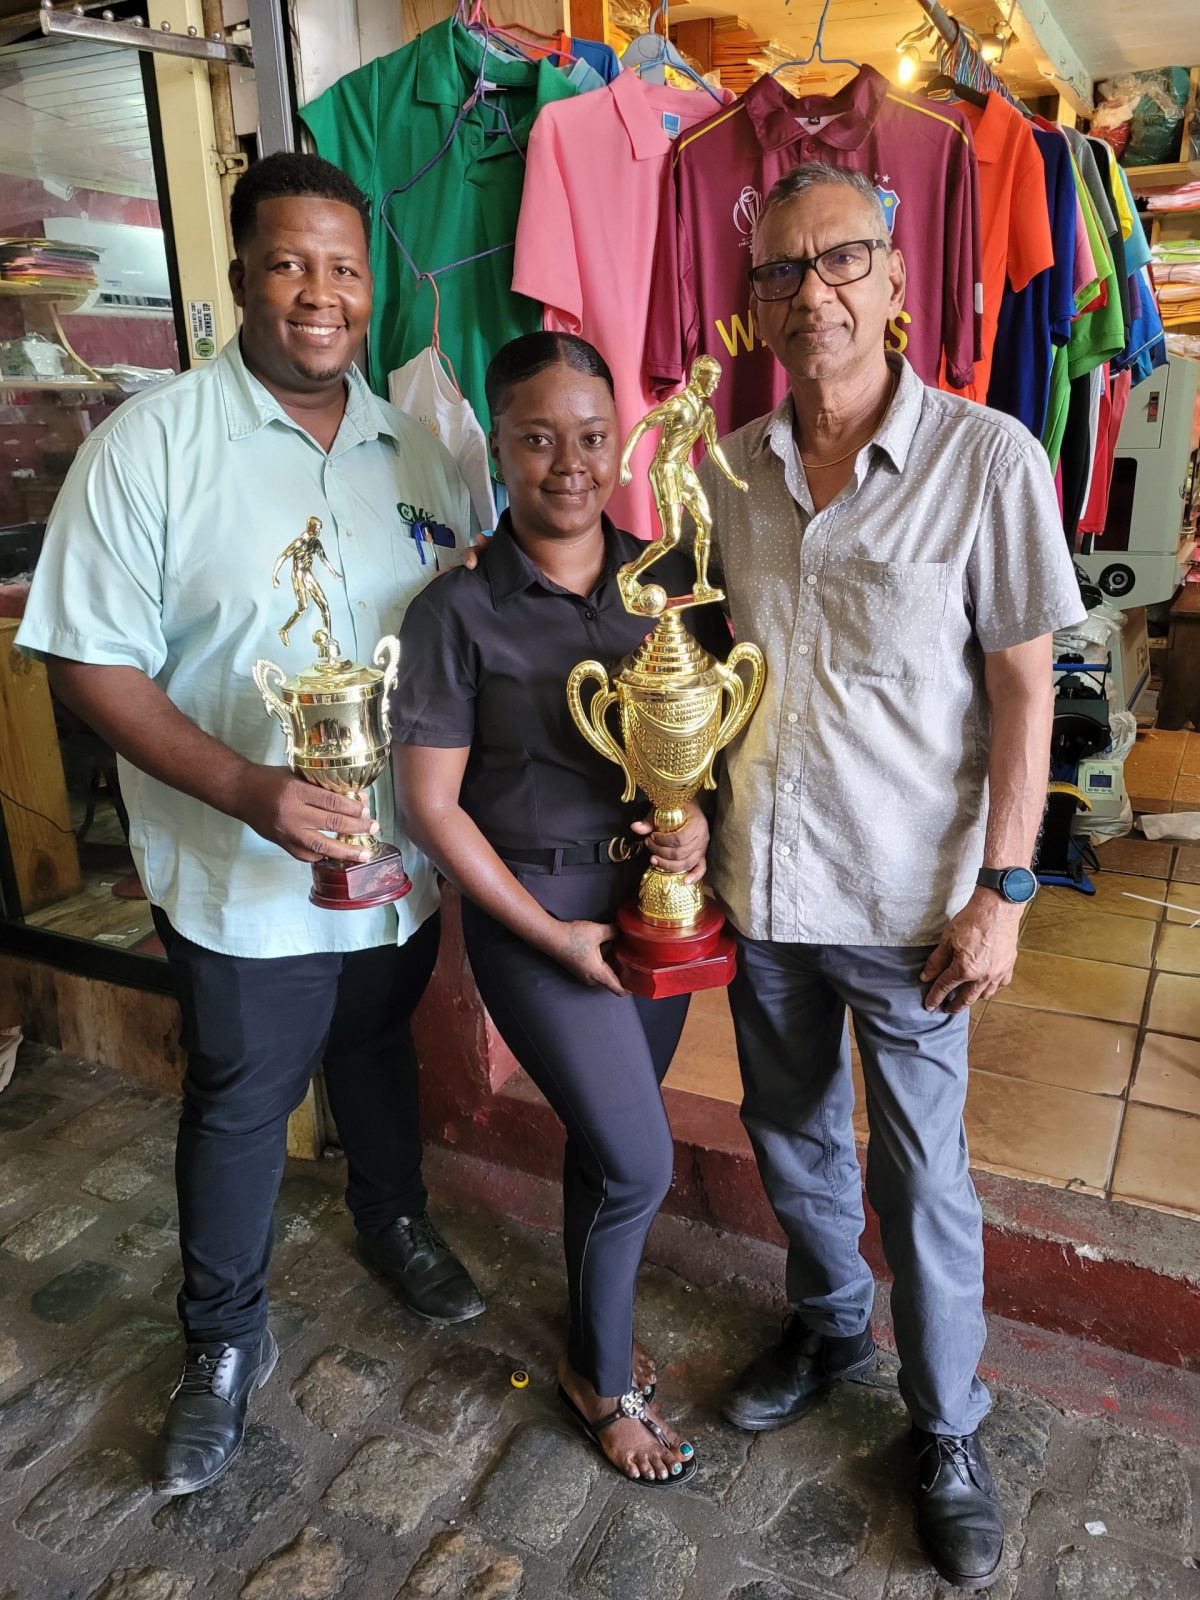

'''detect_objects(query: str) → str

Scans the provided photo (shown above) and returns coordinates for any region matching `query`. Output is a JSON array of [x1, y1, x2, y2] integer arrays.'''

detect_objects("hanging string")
[[417, 272, 464, 395]]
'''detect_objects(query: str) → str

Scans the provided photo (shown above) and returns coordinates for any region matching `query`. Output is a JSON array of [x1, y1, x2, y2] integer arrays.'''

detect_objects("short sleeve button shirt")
[[700, 356, 1087, 946], [16, 337, 473, 958]]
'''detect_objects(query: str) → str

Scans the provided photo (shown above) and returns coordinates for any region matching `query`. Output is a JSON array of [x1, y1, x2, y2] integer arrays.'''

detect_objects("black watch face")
[[1002, 868, 1038, 904]]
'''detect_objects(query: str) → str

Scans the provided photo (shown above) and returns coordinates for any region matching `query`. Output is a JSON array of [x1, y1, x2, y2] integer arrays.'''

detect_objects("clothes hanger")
[[417, 273, 464, 396], [463, 0, 579, 65], [924, 71, 988, 107], [621, 0, 724, 102], [768, 0, 860, 81]]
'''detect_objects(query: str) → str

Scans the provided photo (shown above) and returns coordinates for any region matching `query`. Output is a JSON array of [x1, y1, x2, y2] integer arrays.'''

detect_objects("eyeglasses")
[[748, 239, 888, 303]]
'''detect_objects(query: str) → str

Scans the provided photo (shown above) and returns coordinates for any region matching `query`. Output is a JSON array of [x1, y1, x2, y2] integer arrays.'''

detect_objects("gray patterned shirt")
[[701, 355, 1086, 946]]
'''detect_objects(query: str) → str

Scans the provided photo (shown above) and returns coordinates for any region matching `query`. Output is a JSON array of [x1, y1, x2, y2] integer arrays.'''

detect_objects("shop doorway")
[[0, 0, 246, 977]]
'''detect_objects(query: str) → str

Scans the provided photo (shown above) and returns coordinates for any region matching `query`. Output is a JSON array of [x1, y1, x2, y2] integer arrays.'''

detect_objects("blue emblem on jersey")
[[875, 187, 900, 229]]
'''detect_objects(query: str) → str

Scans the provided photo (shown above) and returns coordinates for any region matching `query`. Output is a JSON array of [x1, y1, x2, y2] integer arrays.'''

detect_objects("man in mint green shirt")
[[17, 153, 484, 1495]]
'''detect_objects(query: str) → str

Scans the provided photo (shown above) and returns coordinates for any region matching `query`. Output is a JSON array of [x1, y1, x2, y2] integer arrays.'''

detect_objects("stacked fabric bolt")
[[1152, 239, 1200, 326], [0, 237, 99, 288], [1145, 179, 1200, 211]]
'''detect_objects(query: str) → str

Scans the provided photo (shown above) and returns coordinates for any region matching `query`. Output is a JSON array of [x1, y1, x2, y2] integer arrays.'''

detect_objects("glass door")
[[0, 2, 241, 978]]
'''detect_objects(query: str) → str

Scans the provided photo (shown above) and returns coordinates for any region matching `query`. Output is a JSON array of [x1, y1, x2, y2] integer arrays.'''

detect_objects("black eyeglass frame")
[[747, 238, 890, 302]]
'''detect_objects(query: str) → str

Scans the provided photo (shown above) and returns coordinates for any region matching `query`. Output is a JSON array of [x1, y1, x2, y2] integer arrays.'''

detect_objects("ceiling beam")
[[1006, 0, 1092, 117]]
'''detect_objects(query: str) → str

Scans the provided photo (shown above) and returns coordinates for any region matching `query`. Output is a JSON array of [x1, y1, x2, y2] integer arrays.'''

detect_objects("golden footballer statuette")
[[567, 358, 766, 994], [253, 517, 411, 910]]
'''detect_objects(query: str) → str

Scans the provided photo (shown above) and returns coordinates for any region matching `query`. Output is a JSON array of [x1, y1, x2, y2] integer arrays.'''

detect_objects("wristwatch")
[[977, 867, 1038, 905]]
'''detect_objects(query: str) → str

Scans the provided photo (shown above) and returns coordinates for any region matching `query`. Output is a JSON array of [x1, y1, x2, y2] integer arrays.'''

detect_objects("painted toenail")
[[680, 1442, 694, 1457], [672, 1462, 682, 1474]]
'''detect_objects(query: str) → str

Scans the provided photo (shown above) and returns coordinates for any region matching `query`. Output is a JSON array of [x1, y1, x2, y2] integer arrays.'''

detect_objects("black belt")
[[502, 836, 644, 869]]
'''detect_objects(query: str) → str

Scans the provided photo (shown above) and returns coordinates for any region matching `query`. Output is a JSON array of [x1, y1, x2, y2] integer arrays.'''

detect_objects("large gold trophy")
[[567, 357, 765, 996], [253, 517, 412, 910]]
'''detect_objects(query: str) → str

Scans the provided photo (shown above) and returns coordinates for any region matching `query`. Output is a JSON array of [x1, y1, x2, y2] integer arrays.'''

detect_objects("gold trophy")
[[567, 358, 765, 995], [253, 516, 412, 910]]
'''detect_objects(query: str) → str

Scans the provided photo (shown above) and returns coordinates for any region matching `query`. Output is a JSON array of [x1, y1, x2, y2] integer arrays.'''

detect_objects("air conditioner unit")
[[42, 216, 173, 316]]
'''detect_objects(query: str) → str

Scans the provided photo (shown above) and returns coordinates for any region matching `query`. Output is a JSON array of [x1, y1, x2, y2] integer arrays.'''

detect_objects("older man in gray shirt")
[[702, 163, 1085, 1593]]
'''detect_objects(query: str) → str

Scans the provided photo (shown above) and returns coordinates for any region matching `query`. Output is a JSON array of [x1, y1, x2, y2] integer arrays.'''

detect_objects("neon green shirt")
[[300, 20, 578, 438], [1042, 151, 1124, 469]]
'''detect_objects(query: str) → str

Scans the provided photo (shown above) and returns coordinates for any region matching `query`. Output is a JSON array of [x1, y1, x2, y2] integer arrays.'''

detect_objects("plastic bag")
[[1098, 68, 1190, 168], [1054, 599, 1125, 663], [1141, 812, 1200, 841], [1104, 709, 1138, 762], [1086, 791, 1133, 843], [1092, 97, 1133, 161]]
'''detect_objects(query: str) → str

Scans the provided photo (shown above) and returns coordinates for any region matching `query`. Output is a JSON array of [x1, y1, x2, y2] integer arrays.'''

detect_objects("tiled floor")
[[1124, 726, 1200, 813], [663, 831, 1200, 1218]]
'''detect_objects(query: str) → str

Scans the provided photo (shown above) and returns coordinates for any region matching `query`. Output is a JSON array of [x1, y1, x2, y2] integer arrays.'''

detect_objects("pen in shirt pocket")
[[409, 516, 456, 569]]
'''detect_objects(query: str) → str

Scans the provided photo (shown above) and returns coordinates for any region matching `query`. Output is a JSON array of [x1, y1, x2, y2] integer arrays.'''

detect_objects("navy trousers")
[[153, 907, 438, 1346], [462, 860, 688, 1398]]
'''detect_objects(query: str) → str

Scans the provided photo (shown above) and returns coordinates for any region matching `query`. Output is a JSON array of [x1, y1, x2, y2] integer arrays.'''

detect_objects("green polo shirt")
[[1042, 155, 1123, 469], [300, 20, 578, 438]]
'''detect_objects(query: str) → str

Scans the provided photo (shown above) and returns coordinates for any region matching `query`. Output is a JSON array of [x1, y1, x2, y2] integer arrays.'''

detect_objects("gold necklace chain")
[[798, 373, 899, 470]]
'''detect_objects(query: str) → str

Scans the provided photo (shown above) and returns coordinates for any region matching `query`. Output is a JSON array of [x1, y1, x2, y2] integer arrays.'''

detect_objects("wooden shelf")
[[0, 281, 91, 306], [1124, 159, 1200, 192], [0, 377, 120, 393]]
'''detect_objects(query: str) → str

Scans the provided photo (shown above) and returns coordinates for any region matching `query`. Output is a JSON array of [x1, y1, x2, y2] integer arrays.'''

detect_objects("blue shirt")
[[570, 37, 621, 83], [17, 338, 473, 958], [987, 126, 1077, 439]]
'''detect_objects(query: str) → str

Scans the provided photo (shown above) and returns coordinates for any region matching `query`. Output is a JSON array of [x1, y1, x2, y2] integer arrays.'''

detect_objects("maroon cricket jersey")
[[645, 66, 983, 434]]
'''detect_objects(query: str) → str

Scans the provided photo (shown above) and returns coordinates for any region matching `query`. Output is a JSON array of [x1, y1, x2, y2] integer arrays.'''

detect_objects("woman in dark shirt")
[[393, 334, 729, 1487]]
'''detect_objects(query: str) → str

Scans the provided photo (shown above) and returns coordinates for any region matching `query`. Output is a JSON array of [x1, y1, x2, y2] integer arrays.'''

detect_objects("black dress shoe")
[[356, 1213, 485, 1323], [722, 1313, 876, 1431], [913, 1427, 1005, 1592], [155, 1330, 278, 1495]]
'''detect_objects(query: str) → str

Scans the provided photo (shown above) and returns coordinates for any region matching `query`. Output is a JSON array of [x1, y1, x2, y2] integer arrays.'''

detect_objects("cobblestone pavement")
[[1, 1042, 1198, 1600]]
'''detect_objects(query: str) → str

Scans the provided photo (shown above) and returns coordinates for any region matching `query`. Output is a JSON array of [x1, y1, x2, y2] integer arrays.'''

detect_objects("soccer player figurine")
[[273, 515, 343, 650], [615, 355, 748, 618]]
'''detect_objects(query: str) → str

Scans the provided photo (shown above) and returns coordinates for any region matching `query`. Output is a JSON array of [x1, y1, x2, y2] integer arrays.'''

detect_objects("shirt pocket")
[[827, 559, 950, 682]]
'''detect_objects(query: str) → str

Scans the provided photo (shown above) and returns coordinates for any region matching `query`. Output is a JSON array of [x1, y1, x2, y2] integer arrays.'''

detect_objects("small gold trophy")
[[253, 517, 412, 910], [567, 358, 765, 995]]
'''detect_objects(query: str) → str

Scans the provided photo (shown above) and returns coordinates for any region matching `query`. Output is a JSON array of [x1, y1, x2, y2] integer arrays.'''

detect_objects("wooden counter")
[[0, 618, 81, 910]]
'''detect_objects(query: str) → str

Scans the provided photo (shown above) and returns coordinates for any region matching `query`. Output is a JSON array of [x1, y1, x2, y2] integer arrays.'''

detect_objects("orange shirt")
[[943, 93, 1054, 402]]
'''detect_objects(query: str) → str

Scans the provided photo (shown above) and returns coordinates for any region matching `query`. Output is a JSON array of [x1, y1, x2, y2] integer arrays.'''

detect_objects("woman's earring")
[[494, 469, 505, 484]]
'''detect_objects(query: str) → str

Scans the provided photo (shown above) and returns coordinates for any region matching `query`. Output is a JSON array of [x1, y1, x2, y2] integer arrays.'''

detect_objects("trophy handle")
[[566, 661, 638, 803], [707, 642, 767, 787], [374, 635, 401, 746], [252, 659, 292, 757]]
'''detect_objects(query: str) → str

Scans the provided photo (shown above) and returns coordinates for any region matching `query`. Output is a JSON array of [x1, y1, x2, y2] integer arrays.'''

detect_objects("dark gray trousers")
[[462, 860, 688, 1398], [729, 934, 990, 1436]]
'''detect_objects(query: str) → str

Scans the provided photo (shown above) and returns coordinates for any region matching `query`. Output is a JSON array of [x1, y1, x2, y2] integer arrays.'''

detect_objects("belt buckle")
[[607, 835, 633, 863]]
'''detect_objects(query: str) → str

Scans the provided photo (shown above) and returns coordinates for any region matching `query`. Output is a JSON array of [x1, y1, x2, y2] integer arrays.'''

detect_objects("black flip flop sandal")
[[557, 1384, 698, 1487]]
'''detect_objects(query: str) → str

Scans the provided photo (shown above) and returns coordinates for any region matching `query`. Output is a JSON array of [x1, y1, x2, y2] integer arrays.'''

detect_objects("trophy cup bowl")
[[568, 609, 765, 997], [253, 634, 413, 910]]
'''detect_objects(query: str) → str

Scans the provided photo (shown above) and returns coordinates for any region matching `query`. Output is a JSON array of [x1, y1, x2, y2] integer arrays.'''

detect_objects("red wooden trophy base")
[[310, 842, 413, 911], [614, 900, 737, 998]]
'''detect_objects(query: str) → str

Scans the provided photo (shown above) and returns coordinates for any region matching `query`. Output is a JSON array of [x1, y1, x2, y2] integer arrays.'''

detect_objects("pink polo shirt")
[[513, 71, 730, 541]]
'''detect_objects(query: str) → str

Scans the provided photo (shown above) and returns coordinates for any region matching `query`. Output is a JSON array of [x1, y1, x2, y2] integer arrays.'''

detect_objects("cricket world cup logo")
[[733, 185, 761, 249]]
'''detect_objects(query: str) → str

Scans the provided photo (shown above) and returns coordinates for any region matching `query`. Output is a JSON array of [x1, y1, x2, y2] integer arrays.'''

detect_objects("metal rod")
[[37, 4, 254, 67], [246, 0, 294, 156], [911, 0, 959, 50]]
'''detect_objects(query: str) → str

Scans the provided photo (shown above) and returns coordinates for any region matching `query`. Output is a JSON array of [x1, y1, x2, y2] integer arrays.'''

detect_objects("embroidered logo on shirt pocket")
[[828, 559, 950, 682]]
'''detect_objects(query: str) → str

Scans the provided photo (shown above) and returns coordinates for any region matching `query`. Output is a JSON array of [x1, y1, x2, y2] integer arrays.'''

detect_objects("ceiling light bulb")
[[979, 32, 1005, 62], [897, 45, 919, 84]]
